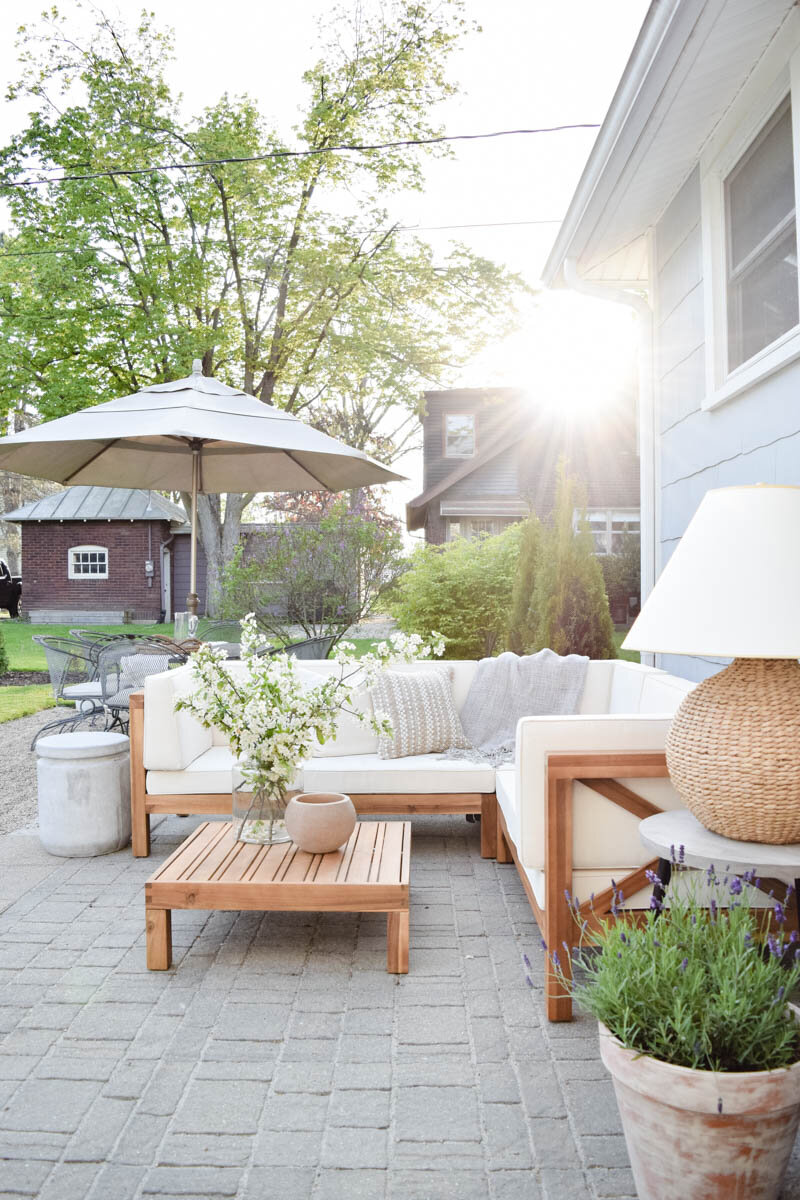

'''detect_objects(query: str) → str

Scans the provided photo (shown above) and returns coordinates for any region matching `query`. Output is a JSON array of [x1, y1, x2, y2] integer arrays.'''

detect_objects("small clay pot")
[[285, 792, 357, 854]]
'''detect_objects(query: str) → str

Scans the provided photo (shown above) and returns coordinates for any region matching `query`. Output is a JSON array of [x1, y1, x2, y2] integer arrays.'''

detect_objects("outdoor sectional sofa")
[[129, 657, 694, 1019]]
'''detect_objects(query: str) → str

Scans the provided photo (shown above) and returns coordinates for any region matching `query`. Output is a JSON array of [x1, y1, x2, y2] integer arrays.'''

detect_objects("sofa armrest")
[[515, 714, 676, 871], [143, 663, 213, 771]]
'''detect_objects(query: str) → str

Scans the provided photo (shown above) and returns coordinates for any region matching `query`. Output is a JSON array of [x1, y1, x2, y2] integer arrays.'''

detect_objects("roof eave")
[[542, 0, 691, 286]]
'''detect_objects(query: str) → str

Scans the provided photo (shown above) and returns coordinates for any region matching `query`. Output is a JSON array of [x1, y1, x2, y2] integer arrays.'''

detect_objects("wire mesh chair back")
[[32, 636, 96, 699], [68, 630, 128, 674], [194, 619, 244, 643], [280, 635, 336, 660], [97, 640, 181, 729]]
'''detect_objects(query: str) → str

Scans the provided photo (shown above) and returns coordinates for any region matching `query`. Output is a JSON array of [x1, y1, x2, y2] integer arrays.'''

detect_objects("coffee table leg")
[[146, 907, 172, 970], [387, 910, 409, 974]]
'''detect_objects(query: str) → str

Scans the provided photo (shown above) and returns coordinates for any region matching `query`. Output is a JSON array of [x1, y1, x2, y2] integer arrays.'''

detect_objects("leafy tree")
[[531, 463, 616, 659], [219, 495, 405, 648], [507, 514, 541, 654], [0, 2, 522, 611], [391, 524, 523, 658]]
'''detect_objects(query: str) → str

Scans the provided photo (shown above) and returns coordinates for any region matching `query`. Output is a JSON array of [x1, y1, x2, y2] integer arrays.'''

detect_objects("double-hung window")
[[724, 97, 798, 372], [701, 30, 800, 408]]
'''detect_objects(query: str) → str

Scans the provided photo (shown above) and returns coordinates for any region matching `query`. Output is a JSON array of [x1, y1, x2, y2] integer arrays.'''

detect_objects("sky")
[[0, 0, 650, 516]]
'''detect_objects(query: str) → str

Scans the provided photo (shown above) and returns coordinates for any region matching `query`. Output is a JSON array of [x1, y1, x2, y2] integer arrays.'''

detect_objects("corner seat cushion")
[[302, 753, 495, 794], [495, 768, 519, 849]]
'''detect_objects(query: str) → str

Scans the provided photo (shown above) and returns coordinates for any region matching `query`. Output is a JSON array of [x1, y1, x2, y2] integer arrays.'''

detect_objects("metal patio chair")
[[271, 635, 336, 660], [97, 639, 184, 733], [31, 635, 105, 747]]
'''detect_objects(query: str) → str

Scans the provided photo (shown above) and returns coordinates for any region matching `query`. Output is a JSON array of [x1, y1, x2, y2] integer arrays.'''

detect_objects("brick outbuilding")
[[0, 486, 207, 622]]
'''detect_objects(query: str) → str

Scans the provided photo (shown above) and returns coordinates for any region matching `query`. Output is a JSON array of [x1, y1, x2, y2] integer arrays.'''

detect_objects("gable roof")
[[406, 400, 527, 531], [543, 0, 795, 287], [0, 486, 187, 524]]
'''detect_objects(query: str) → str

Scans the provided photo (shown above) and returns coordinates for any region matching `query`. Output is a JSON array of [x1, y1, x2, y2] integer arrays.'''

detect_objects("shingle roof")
[[0, 486, 187, 524]]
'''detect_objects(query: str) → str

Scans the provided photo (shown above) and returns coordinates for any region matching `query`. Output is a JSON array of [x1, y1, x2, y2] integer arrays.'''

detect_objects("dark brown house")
[[406, 387, 641, 552], [0, 487, 207, 623]]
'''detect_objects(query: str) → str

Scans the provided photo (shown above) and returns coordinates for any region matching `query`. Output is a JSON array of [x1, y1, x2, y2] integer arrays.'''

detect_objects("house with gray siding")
[[544, 0, 799, 681], [407, 387, 640, 569]]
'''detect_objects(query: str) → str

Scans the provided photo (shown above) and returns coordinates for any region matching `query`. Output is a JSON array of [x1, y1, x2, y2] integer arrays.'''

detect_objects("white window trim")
[[700, 19, 800, 412], [68, 545, 109, 580], [443, 412, 476, 459], [579, 508, 640, 556]]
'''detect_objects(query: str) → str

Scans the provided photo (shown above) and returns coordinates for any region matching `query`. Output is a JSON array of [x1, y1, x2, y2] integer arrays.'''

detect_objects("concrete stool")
[[36, 732, 131, 857]]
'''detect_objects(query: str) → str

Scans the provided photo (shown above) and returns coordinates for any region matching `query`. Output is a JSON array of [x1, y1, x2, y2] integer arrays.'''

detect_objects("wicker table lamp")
[[623, 485, 800, 844]]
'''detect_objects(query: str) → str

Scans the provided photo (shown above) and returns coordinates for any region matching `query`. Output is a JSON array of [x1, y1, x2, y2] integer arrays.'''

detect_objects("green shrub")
[[507, 515, 541, 654], [219, 497, 405, 649], [391, 523, 523, 659], [0, 625, 8, 676], [599, 530, 641, 624], [560, 863, 800, 1073], [531, 463, 616, 659]]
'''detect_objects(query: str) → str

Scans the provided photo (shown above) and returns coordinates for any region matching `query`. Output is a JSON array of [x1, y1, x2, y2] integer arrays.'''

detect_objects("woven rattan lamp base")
[[666, 658, 800, 844]]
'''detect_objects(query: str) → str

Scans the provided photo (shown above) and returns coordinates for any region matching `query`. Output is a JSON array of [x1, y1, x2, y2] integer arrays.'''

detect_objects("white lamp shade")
[[623, 485, 800, 657]]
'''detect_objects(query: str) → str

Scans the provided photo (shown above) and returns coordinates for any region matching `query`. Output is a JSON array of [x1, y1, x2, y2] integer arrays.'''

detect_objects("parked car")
[[0, 559, 22, 617]]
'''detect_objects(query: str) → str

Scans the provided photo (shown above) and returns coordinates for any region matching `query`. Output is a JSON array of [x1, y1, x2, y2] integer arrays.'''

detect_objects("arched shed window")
[[68, 545, 109, 579]]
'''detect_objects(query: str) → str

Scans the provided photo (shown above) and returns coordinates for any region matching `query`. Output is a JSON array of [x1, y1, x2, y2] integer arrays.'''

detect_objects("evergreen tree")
[[507, 515, 541, 654], [532, 463, 616, 659]]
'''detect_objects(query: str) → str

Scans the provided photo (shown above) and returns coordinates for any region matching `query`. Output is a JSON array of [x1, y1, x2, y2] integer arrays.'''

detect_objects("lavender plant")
[[559, 855, 800, 1073]]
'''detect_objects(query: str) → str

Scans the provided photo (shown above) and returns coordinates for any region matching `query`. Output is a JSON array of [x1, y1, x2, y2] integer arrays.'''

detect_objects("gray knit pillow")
[[372, 667, 469, 759]]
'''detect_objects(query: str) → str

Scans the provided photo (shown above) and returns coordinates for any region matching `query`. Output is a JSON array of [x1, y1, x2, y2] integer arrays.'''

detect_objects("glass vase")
[[232, 768, 292, 845]]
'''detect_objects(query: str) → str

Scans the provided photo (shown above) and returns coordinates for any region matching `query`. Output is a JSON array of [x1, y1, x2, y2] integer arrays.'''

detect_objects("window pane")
[[445, 414, 475, 457], [727, 105, 795, 270], [728, 228, 799, 368], [726, 102, 799, 370]]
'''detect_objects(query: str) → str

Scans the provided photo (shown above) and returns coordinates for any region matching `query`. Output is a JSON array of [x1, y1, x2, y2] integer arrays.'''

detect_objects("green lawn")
[[0, 684, 56, 724], [0, 622, 378, 673], [0, 621, 175, 671], [614, 629, 639, 663]]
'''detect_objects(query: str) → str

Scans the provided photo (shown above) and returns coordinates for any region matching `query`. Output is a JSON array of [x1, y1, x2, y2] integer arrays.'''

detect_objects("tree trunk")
[[195, 492, 251, 616]]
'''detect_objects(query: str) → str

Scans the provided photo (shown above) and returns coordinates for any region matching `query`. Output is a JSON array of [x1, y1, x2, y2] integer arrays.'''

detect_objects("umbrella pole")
[[187, 444, 199, 619]]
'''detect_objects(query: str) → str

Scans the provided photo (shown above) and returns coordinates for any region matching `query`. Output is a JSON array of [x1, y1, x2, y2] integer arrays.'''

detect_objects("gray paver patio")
[[0, 812, 799, 1200]]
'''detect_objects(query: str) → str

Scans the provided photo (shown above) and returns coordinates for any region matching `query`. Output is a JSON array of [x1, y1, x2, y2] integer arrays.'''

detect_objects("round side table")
[[36, 731, 131, 857], [639, 809, 800, 911]]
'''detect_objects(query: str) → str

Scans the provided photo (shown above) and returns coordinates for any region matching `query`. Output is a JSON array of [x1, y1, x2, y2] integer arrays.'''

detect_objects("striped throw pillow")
[[372, 667, 469, 759]]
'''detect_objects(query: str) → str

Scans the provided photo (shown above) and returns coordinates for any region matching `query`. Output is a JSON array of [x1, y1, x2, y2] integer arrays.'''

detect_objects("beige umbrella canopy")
[[0, 361, 403, 613]]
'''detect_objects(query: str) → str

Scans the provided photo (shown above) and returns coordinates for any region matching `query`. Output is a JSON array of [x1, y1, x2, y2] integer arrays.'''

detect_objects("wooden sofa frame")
[[129, 692, 498, 860], [495, 751, 670, 1022]]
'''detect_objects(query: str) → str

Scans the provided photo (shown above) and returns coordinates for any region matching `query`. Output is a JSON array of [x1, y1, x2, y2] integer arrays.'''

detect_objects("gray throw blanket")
[[446, 649, 589, 766]]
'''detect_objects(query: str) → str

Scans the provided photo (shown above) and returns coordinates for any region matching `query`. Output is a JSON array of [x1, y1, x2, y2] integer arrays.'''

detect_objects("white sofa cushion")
[[575, 660, 614, 714], [639, 672, 694, 713], [147, 745, 235, 795], [515, 713, 686, 870], [303, 753, 494, 795], [143, 665, 213, 771], [495, 767, 519, 849]]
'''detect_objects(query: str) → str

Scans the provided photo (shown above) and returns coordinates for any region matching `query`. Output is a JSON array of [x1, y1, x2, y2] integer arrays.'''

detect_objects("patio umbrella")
[[0, 360, 402, 614]]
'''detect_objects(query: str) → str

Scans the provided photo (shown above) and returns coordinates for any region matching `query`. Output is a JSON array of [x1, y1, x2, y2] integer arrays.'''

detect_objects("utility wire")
[[0, 124, 600, 189], [0, 218, 565, 259]]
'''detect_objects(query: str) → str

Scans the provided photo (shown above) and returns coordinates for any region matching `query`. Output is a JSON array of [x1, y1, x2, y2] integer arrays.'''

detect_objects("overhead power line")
[[0, 124, 600, 190], [0, 216, 565, 259]]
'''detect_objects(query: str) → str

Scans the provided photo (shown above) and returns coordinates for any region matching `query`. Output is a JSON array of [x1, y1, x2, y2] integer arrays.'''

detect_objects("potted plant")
[[554, 860, 800, 1200], [176, 613, 443, 844]]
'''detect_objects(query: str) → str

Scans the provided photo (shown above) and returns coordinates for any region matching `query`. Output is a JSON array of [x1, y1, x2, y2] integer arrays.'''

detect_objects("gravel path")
[[0, 708, 63, 835]]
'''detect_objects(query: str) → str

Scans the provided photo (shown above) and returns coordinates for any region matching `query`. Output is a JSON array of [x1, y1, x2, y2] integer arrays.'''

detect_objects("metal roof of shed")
[[0, 486, 187, 524]]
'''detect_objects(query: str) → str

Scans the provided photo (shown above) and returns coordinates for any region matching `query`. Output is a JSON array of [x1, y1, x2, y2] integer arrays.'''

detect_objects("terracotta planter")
[[285, 792, 357, 853], [599, 1023, 800, 1200]]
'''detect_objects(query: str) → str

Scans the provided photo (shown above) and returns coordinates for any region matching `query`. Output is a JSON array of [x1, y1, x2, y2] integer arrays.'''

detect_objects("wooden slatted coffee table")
[[145, 819, 411, 973]]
